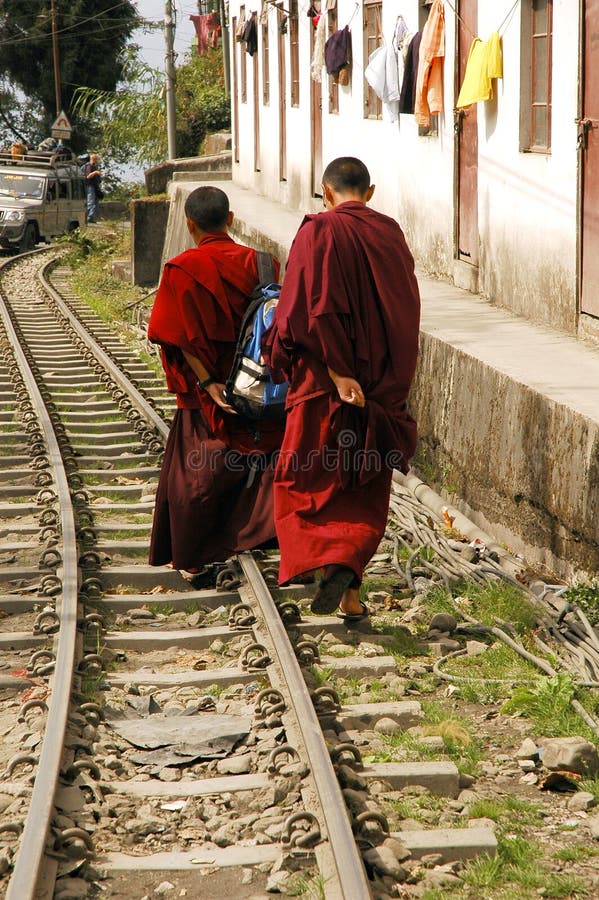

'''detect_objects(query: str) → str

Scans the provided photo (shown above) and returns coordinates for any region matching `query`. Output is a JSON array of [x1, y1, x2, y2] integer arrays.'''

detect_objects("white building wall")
[[228, 0, 579, 332], [476, 0, 578, 332]]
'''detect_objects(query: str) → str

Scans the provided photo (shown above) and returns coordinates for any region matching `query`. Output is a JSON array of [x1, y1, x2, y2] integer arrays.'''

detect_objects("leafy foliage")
[[563, 579, 599, 625], [72, 50, 167, 169], [500, 673, 596, 738], [0, 0, 139, 149], [175, 48, 230, 157]]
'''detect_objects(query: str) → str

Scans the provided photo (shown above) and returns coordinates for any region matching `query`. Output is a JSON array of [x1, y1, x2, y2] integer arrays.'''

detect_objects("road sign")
[[51, 110, 72, 140]]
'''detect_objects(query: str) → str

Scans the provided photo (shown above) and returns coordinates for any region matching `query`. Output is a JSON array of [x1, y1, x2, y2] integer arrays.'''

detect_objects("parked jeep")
[[0, 149, 86, 252]]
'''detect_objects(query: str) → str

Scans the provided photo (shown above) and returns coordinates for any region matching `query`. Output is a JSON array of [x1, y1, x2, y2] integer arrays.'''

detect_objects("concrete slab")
[[103, 845, 280, 870], [0, 632, 44, 649], [363, 761, 460, 797], [104, 773, 269, 797], [321, 655, 397, 677], [393, 826, 497, 861], [107, 667, 255, 688]]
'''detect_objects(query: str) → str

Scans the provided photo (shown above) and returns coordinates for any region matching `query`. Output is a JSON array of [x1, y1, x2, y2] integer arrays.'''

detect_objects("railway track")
[[0, 248, 598, 900]]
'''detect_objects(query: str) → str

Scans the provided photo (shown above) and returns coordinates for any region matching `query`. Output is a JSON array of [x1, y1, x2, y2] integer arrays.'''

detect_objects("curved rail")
[[39, 259, 169, 442], [0, 251, 79, 900], [238, 553, 372, 900]]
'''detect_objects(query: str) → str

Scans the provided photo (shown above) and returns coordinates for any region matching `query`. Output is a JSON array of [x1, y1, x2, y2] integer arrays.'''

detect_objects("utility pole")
[[50, 0, 61, 115], [164, 0, 177, 160]]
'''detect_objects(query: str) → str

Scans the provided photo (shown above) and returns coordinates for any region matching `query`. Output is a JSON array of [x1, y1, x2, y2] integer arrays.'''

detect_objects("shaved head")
[[185, 186, 230, 231], [322, 157, 371, 195]]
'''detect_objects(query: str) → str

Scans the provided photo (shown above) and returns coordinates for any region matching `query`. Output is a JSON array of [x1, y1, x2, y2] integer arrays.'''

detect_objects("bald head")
[[322, 157, 371, 195]]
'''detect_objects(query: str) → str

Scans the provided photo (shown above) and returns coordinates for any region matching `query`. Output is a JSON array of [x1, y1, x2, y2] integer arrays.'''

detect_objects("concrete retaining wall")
[[131, 198, 170, 286], [412, 336, 599, 576]]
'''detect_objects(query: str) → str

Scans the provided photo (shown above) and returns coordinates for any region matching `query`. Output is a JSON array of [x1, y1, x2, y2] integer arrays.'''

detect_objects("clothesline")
[[443, 0, 520, 41]]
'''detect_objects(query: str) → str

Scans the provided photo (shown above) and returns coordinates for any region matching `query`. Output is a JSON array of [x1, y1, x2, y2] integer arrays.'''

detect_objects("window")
[[262, 21, 270, 104], [290, 0, 299, 107], [240, 6, 247, 104], [328, 7, 339, 113], [520, 0, 553, 152], [363, 1, 382, 120]]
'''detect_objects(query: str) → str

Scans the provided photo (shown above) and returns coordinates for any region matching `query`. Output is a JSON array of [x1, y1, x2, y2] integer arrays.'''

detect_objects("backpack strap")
[[256, 250, 275, 286]]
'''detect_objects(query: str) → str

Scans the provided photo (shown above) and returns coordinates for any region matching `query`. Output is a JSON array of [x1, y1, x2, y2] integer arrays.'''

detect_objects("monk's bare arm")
[[182, 349, 237, 415], [327, 367, 366, 407]]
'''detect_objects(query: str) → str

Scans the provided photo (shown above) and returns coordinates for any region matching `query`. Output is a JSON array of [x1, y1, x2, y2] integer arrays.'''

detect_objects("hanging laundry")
[[190, 13, 221, 55], [235, 11, 246, 42], [365, 45, 400, 121], [311, 13, 327, 82], [399, 31, 422, 114], [242, 13, 258, 56], [414, 0, 445, 128], [325, 25, 351, 78], [456, 32, 503, 108], [260, 2, 269, 27]]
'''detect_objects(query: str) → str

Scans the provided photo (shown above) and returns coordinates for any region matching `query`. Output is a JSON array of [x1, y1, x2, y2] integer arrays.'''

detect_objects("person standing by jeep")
[[84, 153, 102, 223]]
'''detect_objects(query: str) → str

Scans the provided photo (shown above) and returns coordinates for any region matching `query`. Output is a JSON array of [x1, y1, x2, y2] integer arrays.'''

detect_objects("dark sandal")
[[337, 600, 370, 623], [310, 566, 356, 615]]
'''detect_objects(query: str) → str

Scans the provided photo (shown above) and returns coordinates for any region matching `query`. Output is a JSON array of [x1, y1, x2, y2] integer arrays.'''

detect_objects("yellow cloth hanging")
[[456, 31, 503, 109]]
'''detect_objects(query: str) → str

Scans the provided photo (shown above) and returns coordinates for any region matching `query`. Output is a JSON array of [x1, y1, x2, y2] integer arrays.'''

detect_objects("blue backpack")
[[224, 252, 288, 421]]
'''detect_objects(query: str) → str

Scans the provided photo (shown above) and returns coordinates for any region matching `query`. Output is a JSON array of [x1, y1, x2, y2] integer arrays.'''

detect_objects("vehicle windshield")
[[0, 172, 44, 199]]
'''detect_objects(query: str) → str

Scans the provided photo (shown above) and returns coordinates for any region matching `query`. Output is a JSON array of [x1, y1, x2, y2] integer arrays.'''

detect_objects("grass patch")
[[442, 642, 539, 705], [366, 712, 484, 775], [580, 773, 599, 801], [553, 843, 599, 862], [425, 580, 538, 634], [468, 796, 544, 829], [370, 622, 423, 659], [502, 673, 598, 741]]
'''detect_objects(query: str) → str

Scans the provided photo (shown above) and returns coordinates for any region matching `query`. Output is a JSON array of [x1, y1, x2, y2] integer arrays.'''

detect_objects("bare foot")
[[338, 587, 363, 617]]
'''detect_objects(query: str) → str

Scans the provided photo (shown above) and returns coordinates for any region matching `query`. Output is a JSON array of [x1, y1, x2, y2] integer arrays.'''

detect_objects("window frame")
[[262, 19, 270, 105], [363, 0, 383, 120], [520, 0, 553, 153], [289, 0, 300, 107]]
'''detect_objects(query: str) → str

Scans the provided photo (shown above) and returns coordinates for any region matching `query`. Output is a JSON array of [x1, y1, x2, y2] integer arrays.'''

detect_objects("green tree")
[[0, 0, 139, 147], [73, 50, 167, 170], [73, 46, 230, 175]]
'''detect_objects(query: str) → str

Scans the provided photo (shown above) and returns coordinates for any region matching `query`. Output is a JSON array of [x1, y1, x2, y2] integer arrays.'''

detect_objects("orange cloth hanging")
[[414, 0, 445, 128]]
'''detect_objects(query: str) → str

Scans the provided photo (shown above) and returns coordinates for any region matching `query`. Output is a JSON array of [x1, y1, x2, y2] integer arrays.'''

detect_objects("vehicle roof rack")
[[0, 149, 76, 168]]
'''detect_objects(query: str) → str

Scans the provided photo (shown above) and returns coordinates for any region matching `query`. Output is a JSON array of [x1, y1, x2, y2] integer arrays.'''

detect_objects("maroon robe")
[[148, 232, 283, 570], [262, 202, 420, 585]]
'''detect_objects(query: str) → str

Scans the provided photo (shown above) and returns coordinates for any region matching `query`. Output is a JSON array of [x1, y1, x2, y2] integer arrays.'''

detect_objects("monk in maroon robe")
[[148, 186, 282, 574], [262, 158, 420, 619]]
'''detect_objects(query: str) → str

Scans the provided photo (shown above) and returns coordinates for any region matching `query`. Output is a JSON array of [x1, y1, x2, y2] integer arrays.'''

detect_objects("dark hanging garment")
[[399, 30, 423, 114], [324, 25, 351, 74], [242, 14, 258, 56]]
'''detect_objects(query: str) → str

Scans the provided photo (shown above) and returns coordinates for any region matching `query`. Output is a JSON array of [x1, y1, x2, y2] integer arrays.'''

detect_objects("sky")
[[134, 0, 199, 70]]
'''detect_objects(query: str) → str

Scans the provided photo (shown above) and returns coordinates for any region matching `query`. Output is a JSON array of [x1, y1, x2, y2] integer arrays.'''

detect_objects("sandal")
[[337, 600, 370, 623], [310, 566, 356, 615]]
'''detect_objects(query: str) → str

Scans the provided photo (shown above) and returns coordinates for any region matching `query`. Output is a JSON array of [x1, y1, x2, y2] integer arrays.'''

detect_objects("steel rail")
[[38, 259, 170, 442], [238, 553, 372, 900], [0, 256, 79, 900]]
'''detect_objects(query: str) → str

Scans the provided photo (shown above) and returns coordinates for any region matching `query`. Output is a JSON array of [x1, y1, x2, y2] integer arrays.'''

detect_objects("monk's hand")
[[206, 382, 238, 414], [334, 376, 366, 408]]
